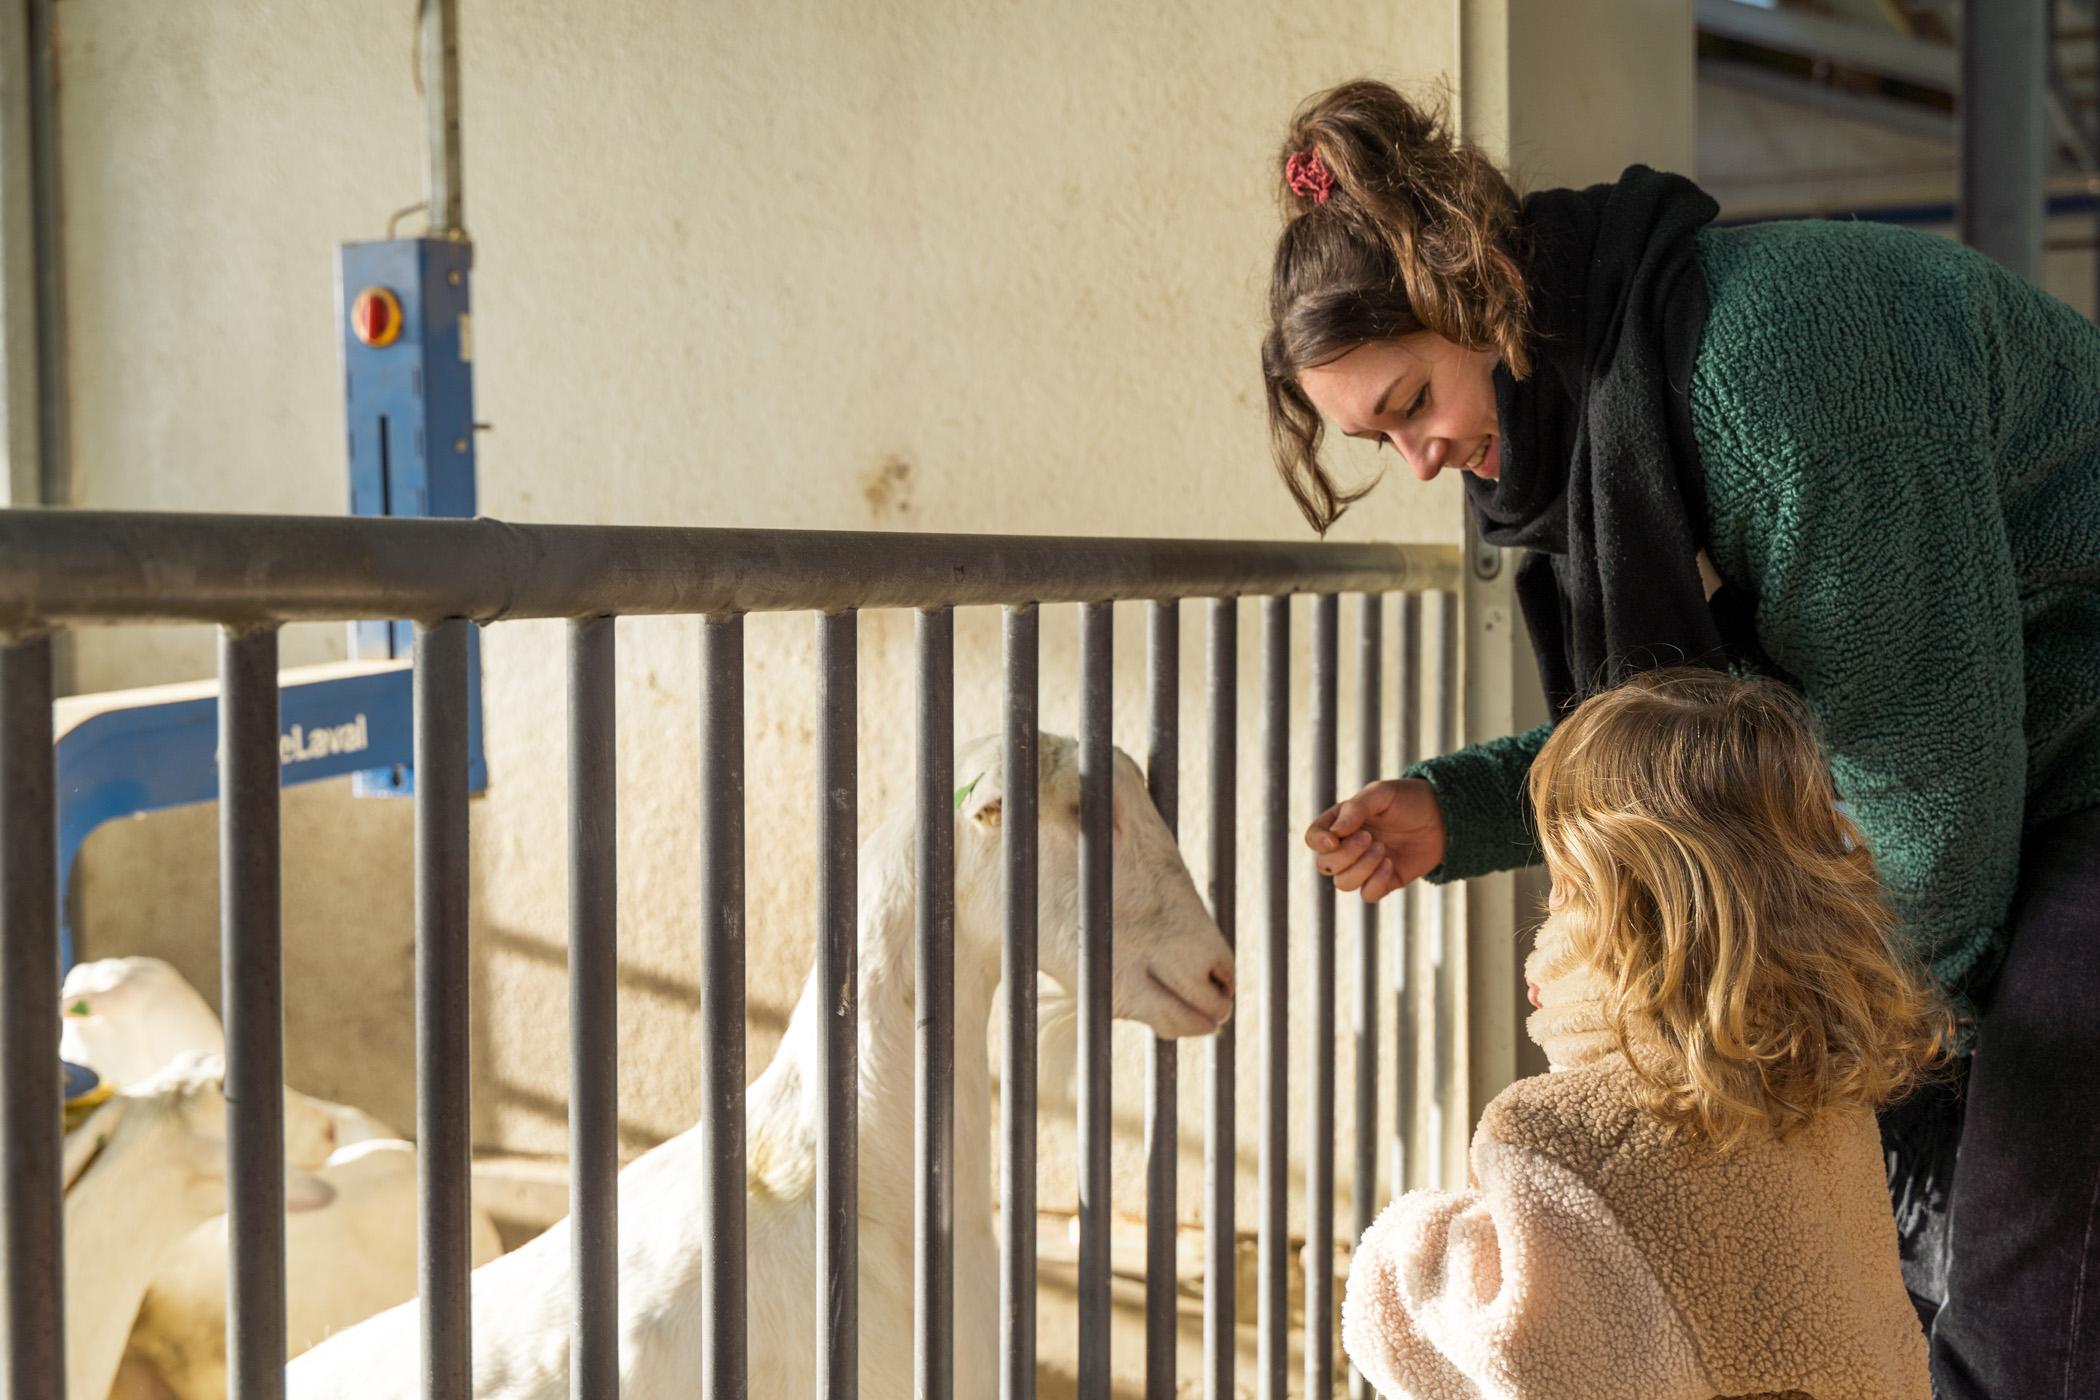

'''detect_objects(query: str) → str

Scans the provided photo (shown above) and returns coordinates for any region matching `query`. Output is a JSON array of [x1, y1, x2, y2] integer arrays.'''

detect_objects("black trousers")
[[1882, 806, 2100, 1400]]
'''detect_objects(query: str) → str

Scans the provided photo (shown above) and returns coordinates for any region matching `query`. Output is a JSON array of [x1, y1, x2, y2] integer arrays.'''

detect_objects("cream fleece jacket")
[[1342, 931, 1928, 1400]]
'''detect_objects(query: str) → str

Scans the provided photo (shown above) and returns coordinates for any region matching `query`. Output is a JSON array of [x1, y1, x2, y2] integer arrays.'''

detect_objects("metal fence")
[[0, 506, 1471, 1400]]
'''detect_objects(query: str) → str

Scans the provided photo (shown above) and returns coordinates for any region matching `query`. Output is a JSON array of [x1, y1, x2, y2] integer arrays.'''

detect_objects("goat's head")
[[59, 955, 227, 1090], [61, 1051, 338, 1215], [955, 732, 1234, 1038]]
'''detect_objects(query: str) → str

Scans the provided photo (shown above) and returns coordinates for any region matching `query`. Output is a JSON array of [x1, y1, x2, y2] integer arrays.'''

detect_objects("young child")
[[1343, 669, 1952, 1400]]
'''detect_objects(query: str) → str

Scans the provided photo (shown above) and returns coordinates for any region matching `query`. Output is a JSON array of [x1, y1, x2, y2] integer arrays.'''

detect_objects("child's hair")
[[1528, 668, 1952, 1151], [1264, 79, 1532, 534]]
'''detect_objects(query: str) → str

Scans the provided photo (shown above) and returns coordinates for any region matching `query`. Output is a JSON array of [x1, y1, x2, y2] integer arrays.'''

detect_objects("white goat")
[[4, 1052, 337, 1400], [59, 957, 499, 1399], [60, 955, 397, 1148], [287, 733, 1235, 1399], [61, 957, 225, 1091], [117, 1138, 506, 1399]]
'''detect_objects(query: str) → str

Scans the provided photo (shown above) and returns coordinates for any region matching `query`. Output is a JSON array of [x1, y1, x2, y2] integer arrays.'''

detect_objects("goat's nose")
[[1209, 961, 1236, 1002]]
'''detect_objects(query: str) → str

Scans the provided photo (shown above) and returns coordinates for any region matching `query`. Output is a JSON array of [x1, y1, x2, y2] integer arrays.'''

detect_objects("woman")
[[1274, 81, 2100, 1398]]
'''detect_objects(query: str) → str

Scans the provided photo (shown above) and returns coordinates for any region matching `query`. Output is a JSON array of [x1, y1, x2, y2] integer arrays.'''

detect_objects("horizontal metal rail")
[[4, 503, 1475, 1398], [0, 509, 1460, 628]]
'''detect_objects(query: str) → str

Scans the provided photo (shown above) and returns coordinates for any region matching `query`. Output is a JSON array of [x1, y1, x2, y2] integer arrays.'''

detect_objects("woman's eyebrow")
[[1371, 372, 1408, 417], [1341, 373, 1411, 440]]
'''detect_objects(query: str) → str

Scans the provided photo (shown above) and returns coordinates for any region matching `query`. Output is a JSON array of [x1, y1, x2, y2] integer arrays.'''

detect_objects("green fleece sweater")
[[1411, 219, 2100, 1006]]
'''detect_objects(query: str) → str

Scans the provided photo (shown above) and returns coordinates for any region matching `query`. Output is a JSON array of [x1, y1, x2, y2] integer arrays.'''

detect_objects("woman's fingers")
[[1330, 843, 1388, 893], [1308, 783, 1393, 853], [1315, 828, 1376, 877], [1305, 803, 1344, 854], [1356, 859, 1400, 903]]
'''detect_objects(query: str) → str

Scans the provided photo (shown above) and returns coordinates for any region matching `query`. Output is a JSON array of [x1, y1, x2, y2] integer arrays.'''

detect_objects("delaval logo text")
[[280, 714, 371, 766]]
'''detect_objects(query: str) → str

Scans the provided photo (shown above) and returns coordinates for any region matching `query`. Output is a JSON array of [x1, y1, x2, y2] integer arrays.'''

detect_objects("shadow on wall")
[[76, 781, 422, 1136], [473, 918, 790, 1153]]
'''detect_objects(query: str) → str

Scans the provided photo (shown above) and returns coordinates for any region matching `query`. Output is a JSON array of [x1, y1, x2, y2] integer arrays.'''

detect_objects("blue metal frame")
[[55, 661, 417, 967], [339, 236, 487, 797], [52, 236, 492, 970]]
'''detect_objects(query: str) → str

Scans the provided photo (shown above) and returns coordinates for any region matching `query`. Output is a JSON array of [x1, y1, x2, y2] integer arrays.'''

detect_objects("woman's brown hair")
[[1265, 80, 1532, 534], [1528, 669, 1953, 1151]]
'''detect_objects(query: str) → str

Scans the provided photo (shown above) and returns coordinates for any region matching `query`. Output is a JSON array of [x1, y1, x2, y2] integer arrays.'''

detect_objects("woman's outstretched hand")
[[1304, 778, 1447, 903]]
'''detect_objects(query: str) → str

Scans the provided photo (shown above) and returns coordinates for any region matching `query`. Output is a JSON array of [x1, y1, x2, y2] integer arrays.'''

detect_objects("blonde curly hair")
[[1528, 668, 1953, 1151]]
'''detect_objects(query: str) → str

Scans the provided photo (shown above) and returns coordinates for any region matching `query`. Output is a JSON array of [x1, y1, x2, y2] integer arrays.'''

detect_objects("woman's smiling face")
[[1296, 333, 1502, 484]]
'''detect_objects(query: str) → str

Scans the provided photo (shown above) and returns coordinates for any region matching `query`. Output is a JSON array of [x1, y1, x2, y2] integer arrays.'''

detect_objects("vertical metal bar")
[[1077, 600, 1114, 1399], [414, 619, 473, 1399], [817, 609, 858, 1400], [700, 613, 747, 1400], [221, 625, 287, 1400], [1305, 595, 1339, 1400], [1001, 604, 1039, 1400], [1391, 595, 1420, 1196], [27, 0, 69, 513], [420, 0, 466, 235], [1144, 600, 1179, 1400], [1348, 595, 1380, 1400], [1257, 595, 1289, 1400], [1203, 598, 1237, 1400], [1429, 593, 1458, 1188], [916, 606, 956, 1400], [1, 632, 61, 1400], [1961, 0, 2046, 281], [568, 616, 619, 1400]]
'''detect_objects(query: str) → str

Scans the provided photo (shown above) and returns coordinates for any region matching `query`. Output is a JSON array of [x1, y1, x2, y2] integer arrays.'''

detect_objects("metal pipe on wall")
[[419, 0, 466, 236], [1961, 0, 2047, 279]]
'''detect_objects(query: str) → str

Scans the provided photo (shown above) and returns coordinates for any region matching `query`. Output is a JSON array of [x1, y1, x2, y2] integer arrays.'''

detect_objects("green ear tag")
[[66, 1000, 89, 1018], [953, 774, 982, 812]]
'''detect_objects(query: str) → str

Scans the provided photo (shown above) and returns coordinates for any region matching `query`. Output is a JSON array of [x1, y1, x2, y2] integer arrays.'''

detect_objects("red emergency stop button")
[[351, 287, 404, 348]]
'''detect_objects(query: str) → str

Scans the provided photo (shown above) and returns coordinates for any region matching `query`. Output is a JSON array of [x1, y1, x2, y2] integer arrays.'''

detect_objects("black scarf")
[[1463, 166, 1735, 719]]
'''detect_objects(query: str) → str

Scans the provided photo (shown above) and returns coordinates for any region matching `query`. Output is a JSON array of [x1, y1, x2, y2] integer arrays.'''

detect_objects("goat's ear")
[[285, 1169, 337, 1213]]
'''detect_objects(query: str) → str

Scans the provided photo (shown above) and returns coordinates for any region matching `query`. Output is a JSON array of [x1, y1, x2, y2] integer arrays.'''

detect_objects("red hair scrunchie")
[[1286, 150, 1335, 205]]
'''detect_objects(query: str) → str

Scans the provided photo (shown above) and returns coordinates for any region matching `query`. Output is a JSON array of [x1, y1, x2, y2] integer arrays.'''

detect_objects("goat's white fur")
[[59, 957, 493, 1399], [117, 1138, 505, 1398], [4, 1053, 336, 1400], [287, 733, 1234, 1398], [61, 955, 398, 1148]]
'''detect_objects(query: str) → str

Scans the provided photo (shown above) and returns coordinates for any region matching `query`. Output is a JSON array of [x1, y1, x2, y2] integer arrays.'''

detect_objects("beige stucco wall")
[[62, 0, 1478, 1244], [58, 10, 1695, 1387]]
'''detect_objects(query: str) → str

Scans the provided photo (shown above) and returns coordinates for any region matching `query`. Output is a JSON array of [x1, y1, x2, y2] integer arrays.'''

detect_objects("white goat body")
[[117, 1138, 506, 1399], [0, 1054, 335, 1400], [287, 734, 1234, 1399]]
